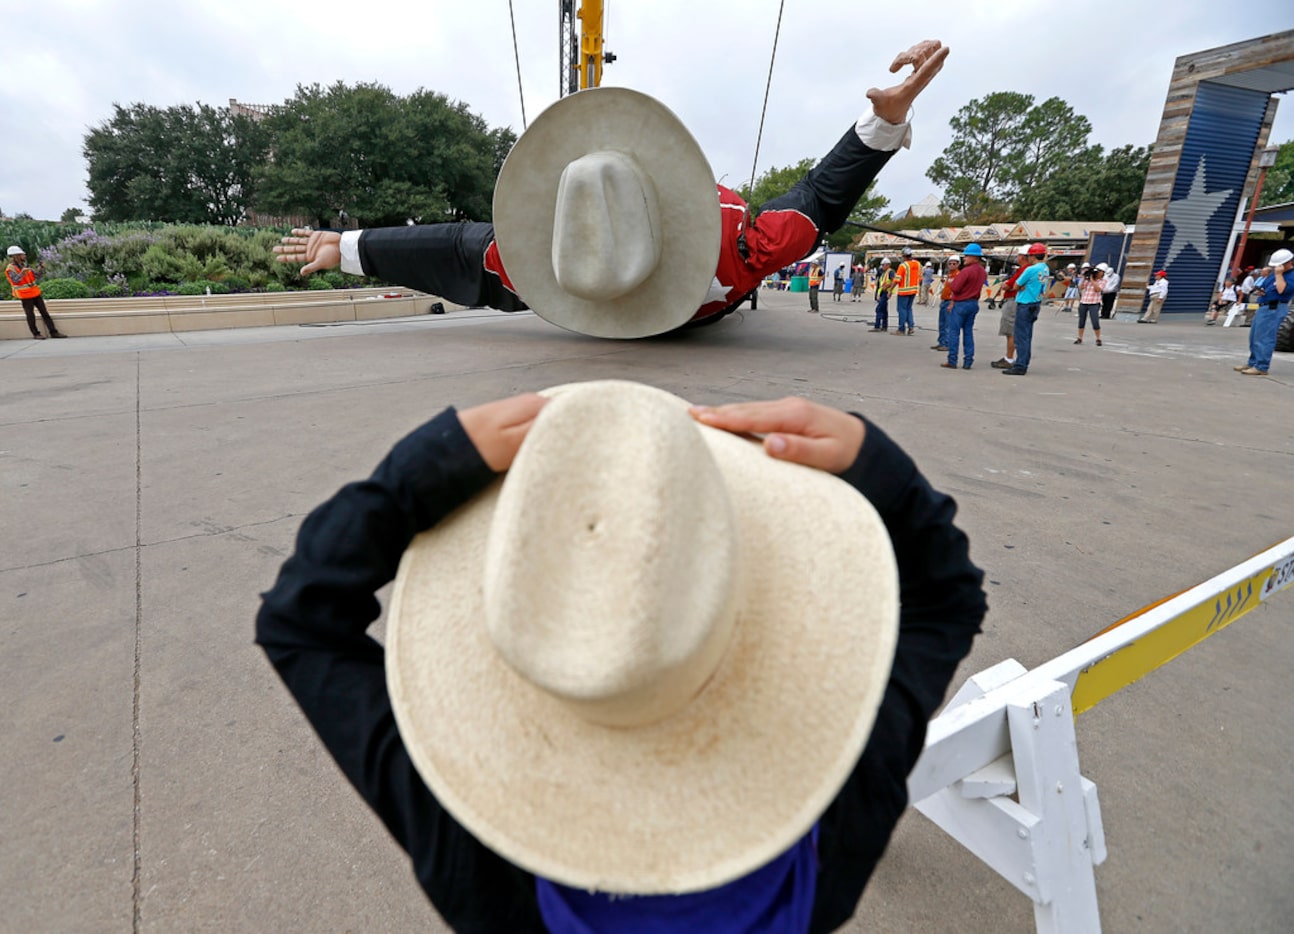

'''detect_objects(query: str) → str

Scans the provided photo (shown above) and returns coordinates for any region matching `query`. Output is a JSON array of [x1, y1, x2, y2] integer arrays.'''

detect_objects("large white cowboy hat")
[[383, 380, 900, 895], [386, 381, 899, 893], [492, 89, 722, 339]]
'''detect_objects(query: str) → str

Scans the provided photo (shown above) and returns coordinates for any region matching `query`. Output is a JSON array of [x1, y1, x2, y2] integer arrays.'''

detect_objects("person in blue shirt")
[[1002, 243, 1051, 376], [1235, 249, 1293, 376]]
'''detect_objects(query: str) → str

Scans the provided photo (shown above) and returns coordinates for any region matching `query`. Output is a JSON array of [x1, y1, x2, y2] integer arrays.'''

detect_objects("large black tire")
[[1277, 312, 1294, 353]]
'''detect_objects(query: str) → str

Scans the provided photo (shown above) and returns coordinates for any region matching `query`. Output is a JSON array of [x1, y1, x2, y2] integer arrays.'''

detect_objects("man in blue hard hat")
[[940, 243, 987, 370]]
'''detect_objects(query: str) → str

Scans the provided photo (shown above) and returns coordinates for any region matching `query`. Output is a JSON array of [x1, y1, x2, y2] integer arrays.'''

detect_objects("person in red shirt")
[[988, 247, 1029, 368], [940, 244, 988, 369], [275, 41, 950, 338]]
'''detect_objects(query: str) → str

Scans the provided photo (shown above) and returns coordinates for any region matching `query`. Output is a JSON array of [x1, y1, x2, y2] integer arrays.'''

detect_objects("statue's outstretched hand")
[[867, 40, 949, 125], [273, 228, 342, 276]]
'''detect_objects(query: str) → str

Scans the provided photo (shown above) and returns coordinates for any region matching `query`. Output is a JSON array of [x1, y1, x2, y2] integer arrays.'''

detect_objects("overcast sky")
[[4, 1, 1293, 222]]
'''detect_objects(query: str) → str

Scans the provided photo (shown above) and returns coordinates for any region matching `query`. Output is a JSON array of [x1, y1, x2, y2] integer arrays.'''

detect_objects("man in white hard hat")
[[918, 260, 934, 305], [870, 257, 894, 332], [1061, 263, 1079, 313], [5, 246, 65, 339], [1234, 248, 1293, 375], [1097, 262, 1120, 319]]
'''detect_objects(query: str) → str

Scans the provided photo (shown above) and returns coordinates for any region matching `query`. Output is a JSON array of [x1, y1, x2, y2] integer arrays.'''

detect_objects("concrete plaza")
[[2, 289, 1291, 932]]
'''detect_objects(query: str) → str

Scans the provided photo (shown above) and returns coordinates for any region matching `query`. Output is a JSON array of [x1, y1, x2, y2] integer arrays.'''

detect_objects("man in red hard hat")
[[1001, 243, 1049, 376]]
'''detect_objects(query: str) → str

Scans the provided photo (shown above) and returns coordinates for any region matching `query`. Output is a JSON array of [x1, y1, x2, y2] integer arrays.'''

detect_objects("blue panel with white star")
[[1152, 82, 1269, 315]]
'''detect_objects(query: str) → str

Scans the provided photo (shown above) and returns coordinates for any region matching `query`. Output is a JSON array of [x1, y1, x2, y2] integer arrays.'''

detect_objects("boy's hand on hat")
[[689, 398, 865, 474], [273, 228, 342, 275], [459, 393, 549, 472]]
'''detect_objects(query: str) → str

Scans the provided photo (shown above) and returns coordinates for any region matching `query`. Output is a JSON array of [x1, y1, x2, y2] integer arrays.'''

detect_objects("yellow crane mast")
[[559, 1, 616, 96]]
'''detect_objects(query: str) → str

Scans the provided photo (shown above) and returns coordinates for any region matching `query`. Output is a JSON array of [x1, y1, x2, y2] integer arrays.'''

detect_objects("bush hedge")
[[1, 220, 386, 298], [39, 278, 93, 300]]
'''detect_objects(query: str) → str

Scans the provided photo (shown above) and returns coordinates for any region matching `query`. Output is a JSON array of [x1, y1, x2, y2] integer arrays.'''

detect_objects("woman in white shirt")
[[1206, 279, 1238, 324]]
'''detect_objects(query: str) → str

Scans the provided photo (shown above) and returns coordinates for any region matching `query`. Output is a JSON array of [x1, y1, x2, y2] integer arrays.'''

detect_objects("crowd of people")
[[766, 243, 1294, 381]]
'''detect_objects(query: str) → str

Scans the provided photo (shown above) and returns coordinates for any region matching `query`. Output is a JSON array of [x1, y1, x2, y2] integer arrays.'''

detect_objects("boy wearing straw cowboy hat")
[[274, 40, 950, 339], [257, 381, 986, 932]]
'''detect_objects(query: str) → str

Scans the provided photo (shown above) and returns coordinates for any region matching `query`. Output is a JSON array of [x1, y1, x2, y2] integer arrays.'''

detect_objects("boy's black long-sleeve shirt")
[[255, 410, 986, 933]]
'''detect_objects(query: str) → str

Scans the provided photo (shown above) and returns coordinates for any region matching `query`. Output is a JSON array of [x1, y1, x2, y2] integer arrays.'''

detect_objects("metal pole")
[[1230, 146, 1281, 277], [1230, 166, 1269, 279]]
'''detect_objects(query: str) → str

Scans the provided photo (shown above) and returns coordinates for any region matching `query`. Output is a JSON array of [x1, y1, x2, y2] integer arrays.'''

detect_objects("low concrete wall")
[[0, 288, 452, 340]]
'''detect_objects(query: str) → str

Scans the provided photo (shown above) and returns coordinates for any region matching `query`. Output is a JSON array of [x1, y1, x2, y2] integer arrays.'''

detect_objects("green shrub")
[[306, 277, 334, 290], [221, 276, 250, 292], [140, 244, 185, 283], [138, 282, 176, 296], [95, 283, 130, 299], [40, 278, 93, 299], [202, 253, 232, 282], [264, 281, 286, 292]]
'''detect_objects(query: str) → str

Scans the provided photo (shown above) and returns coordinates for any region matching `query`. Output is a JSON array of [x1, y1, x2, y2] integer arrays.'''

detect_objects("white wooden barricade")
[[906, 536, 1294, 933]]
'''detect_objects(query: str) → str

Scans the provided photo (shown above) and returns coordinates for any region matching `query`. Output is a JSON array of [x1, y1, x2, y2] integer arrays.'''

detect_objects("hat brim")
[[387, 384, 898, 894], [492, 89, 722, 339]]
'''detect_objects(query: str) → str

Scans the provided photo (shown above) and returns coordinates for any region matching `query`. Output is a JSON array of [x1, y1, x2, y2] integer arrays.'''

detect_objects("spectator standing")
[[931, 256, 959, 352], [989, 247, 1029, 368], [5, 246, 66, 339], [808, 263, 823, 313], [870, 258, 894, 332], [892, 247, 921, 335], [1060, 263, 1079, 312], [940, 244, 987, 369], [850, 263, 866, 302], [1098, 262, 1120, 318], [1002, 243, 1050, 376], [1246, 266, 1272, 325], [1075, 266, 1104, 345], [1139, 270, 1168, 323], [832, 265, 845, 302], [919, 262, 934, 304], [1235, 250, 1293, 375]]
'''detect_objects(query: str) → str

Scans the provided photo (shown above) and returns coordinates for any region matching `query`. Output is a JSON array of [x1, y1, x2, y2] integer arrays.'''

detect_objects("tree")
[[1012, 143, 1151, 224], [1257, 139, 1294, 208], [255, 82, 510, 228], [1004, 97, 1091, 195], [738, 159, 889, 250], [928, 93, 1100, 220], [60, 207, 83, 223], [84, 103, 269, 224], [927, 92, 1033, 217]]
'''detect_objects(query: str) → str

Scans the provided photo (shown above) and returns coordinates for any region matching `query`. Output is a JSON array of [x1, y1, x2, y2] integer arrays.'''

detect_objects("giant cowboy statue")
[[274, 40, 949, 339]]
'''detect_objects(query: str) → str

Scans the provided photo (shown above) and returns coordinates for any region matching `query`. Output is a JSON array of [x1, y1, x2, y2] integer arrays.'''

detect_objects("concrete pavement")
[[2, 291, 1291, 932]]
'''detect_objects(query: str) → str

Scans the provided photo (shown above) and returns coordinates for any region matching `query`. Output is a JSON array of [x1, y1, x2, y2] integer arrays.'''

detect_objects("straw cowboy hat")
[[386, 381, 899, 894], [492, 88, 722, 339]]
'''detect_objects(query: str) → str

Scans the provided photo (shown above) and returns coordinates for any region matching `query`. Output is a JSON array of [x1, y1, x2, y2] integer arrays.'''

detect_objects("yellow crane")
[[559, 0, 616, 96]]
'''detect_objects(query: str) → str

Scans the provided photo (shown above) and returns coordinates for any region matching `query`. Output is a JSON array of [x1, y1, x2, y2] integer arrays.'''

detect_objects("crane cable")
[[740, 0, 787, 240], [508, 0, 527, 129]]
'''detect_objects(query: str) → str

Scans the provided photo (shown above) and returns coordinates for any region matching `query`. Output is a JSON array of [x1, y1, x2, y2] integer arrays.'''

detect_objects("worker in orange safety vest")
[[892, 246, 922, 335], [6, 246, 65, 339]]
